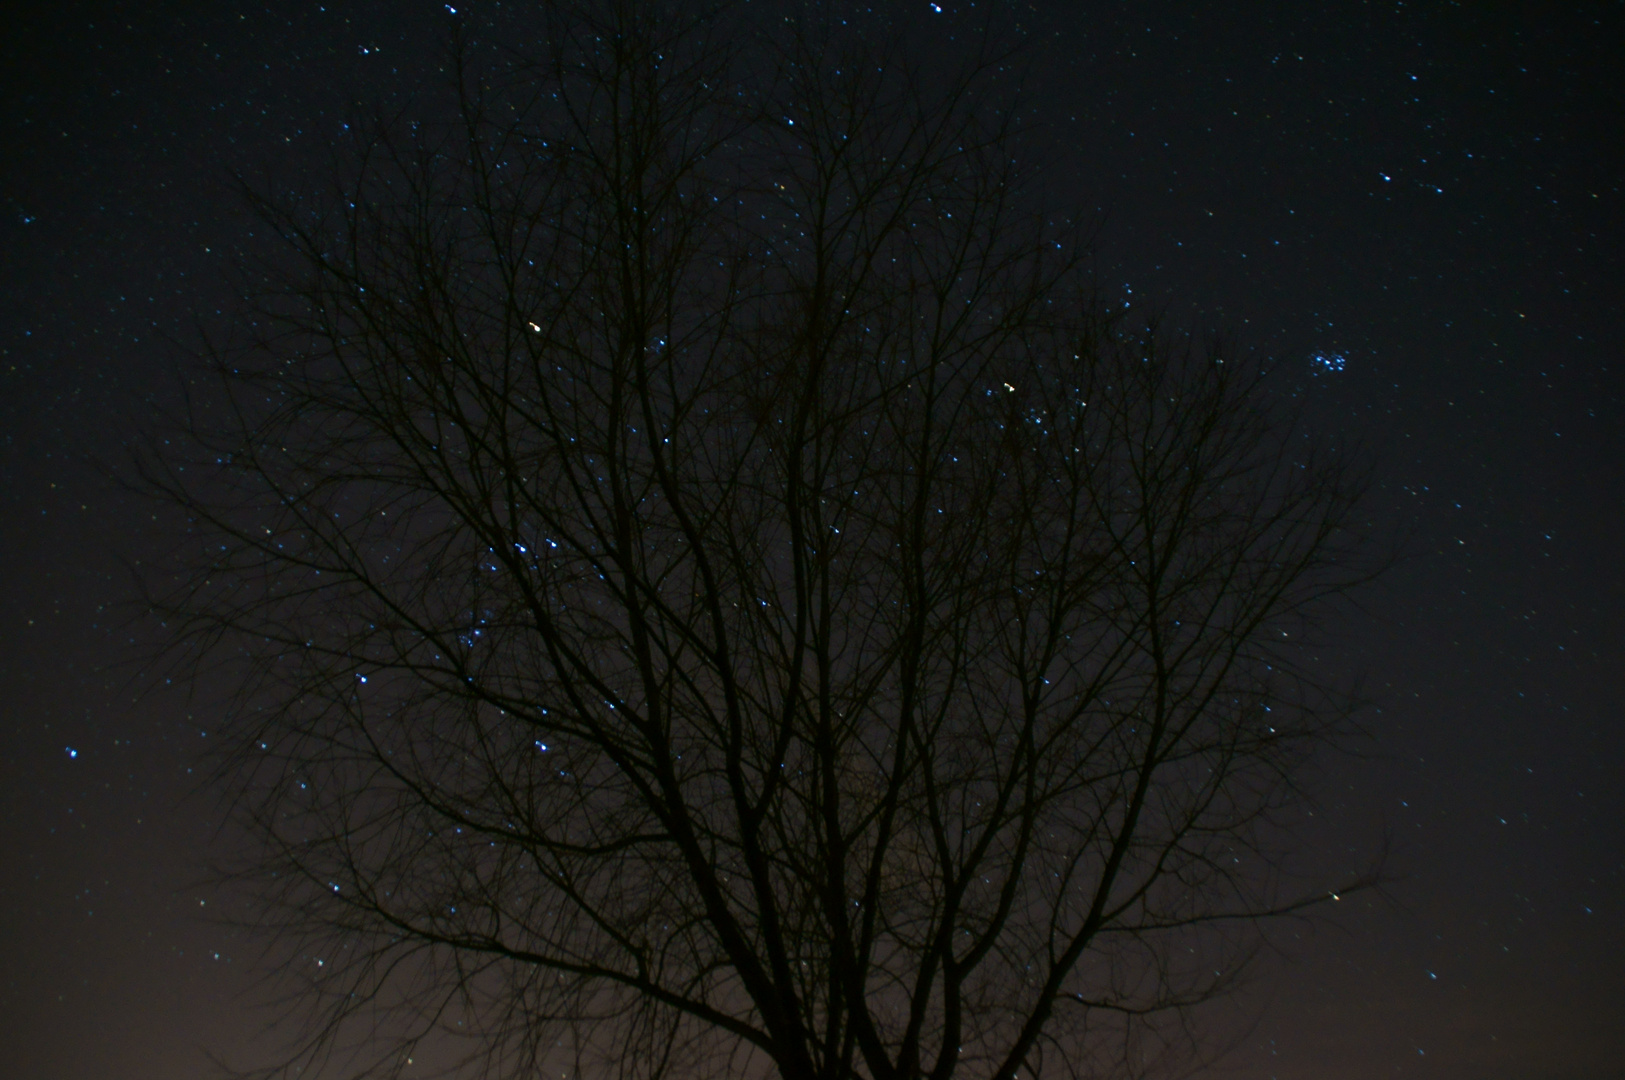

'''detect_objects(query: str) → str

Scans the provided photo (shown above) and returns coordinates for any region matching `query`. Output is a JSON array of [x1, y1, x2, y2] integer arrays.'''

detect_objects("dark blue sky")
[[2, 2, 1619, 1077]]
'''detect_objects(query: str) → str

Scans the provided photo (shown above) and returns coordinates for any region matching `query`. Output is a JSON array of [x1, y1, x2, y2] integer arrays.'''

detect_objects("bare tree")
[[146, 4, 1376, 1079]]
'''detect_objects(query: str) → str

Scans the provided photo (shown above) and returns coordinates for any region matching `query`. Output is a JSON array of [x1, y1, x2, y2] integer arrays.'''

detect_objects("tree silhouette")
[[146, 4, 1377, 1078]]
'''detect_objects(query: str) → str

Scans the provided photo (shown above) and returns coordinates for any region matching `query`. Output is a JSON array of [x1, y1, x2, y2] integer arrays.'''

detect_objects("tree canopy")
[[145, 4, 1377, 1078]]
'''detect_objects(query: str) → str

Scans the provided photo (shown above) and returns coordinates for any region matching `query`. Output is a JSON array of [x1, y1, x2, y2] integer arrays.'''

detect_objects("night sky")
[[2, 2, 1620, 1078]]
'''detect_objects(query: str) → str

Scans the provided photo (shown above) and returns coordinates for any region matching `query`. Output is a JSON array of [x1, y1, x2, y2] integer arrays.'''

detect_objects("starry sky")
[[1, 2, 1620, 1078]]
